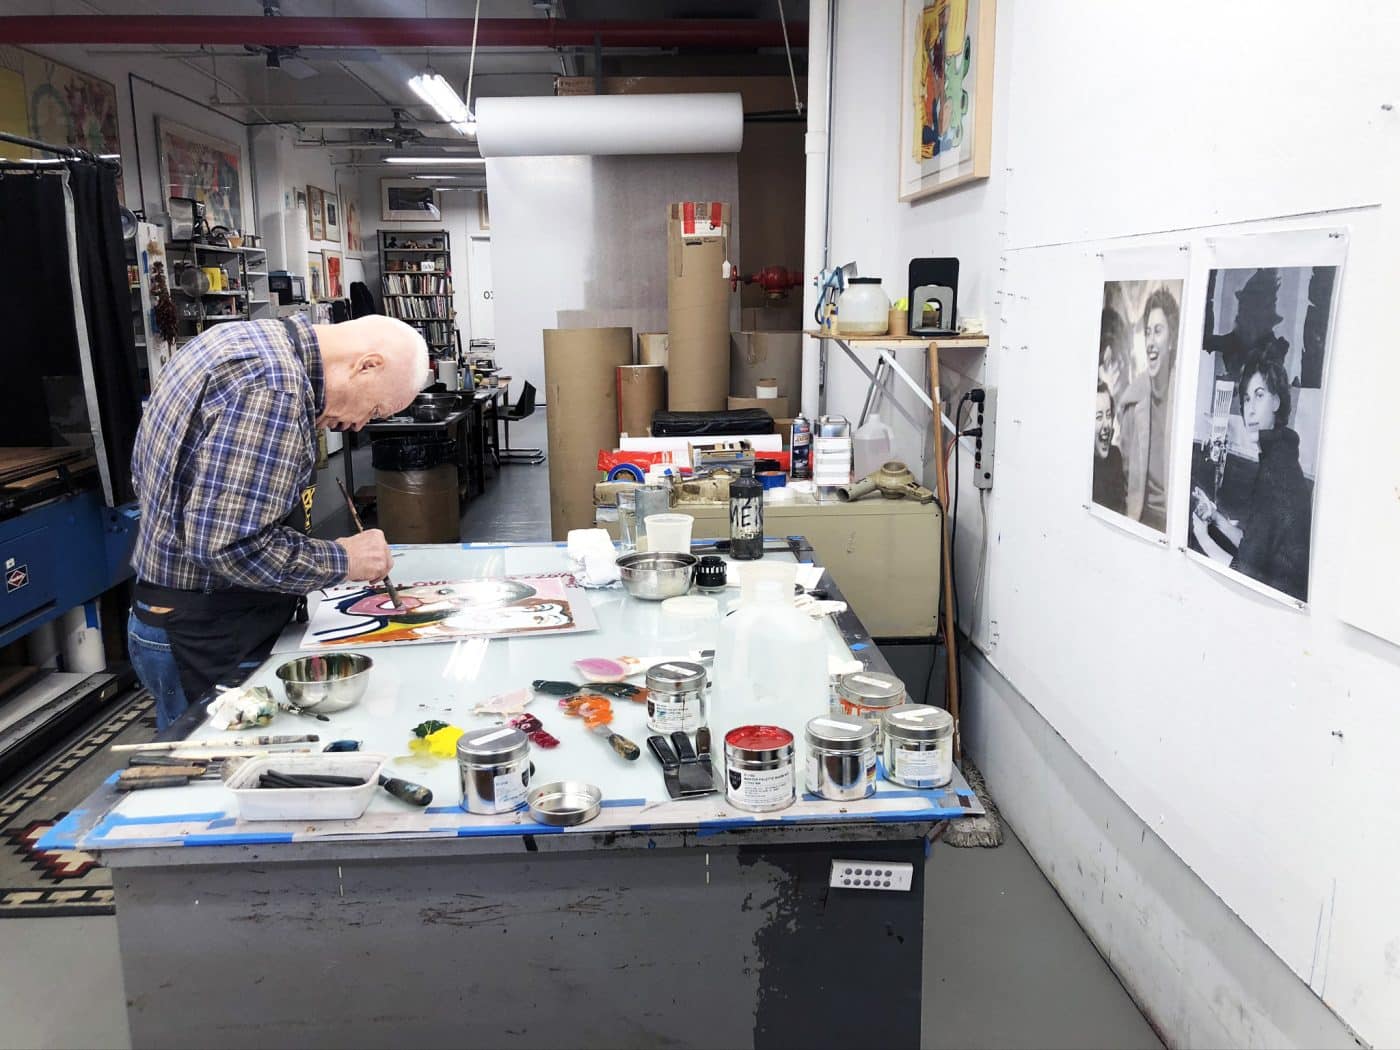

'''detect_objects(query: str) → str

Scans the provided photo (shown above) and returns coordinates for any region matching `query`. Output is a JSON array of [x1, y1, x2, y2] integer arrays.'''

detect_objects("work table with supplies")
[[46, 541, 975, 1050]]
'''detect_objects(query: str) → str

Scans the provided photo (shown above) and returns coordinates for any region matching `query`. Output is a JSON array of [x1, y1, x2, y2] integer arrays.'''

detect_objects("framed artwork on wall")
[[324, 251, 343, 299], [306, 251, 325, 302], [13, 49, 123, 200], [339, 182, 362, 254], [156, 116, 244, 231], [307, 185, 325, 240], [322, 188, 341, 243], [897, 0, 997, 201], [381, 177, 441, 222]]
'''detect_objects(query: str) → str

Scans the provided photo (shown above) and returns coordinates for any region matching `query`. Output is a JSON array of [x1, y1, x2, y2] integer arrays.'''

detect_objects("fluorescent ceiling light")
[[412, 174, 466, 181], [407, 71, 475, 136], [384, 156, 486, 165]]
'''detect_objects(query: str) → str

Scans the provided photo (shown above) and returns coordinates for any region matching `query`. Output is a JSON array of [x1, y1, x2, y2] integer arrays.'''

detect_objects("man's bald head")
[[314, 316, 430, 432]]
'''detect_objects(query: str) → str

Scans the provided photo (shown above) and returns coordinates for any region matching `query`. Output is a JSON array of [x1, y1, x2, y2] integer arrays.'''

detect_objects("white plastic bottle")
[[853, 413, 894, 479], [715, 580, 829, 714]]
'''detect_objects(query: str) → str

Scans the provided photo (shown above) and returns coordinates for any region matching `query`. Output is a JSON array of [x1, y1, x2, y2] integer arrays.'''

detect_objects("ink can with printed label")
[[457, 726, 531, 814], [645, 660, 707, 734], [724, 725, 795, 812], [880, 704, 954, 788]]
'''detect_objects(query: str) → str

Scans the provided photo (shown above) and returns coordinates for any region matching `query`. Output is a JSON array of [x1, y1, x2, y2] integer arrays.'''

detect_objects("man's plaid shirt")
[[130, 315, 348, 594]]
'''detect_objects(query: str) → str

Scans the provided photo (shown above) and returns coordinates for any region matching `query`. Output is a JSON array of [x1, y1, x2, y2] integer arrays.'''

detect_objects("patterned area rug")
[[0, 691, 156, 918]]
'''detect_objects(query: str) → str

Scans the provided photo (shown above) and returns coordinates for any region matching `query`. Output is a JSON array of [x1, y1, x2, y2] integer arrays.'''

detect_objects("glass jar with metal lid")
[[834, 670, 907, 746], [457, 726, 531, 814], [645, 660, 708, 733], [804, 715, 877, 801], [880, 704, 954, 788]]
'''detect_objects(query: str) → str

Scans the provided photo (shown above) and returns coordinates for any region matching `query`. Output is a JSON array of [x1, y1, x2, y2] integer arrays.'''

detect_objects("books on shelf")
[[385, 296, 453, 321], [383, 272, 452, 295], [402, 319, 455, 346]]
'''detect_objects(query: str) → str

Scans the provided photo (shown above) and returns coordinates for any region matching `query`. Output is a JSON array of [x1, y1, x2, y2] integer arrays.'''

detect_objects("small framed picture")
[[324, 251, 343, 298], [306, 252, 325, 301], [323, 189, 341, 243], [307, 186, 325, 240], [381, 178, 441, 222]]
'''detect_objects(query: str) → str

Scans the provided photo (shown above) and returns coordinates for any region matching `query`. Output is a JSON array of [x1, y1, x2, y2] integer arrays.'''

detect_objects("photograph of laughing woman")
[[1187, 266, 1337, 603], [1091, 280, 1184, 531]]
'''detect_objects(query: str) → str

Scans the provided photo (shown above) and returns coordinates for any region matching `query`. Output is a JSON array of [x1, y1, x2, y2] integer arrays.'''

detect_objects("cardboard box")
[[730, 331, 802, 401], [544, 326, 634, 539], [638, 332, 668, 368], [726, 395, 790, 420], [617, 364, 666, 437], [667, 202, 730, 412]]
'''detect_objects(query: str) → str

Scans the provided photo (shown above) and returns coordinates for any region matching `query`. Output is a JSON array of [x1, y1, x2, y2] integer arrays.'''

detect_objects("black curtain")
[[0, 162, 141, 504]]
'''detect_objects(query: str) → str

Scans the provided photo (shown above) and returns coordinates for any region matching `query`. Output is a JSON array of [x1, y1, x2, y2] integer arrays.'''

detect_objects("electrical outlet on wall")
[[973, 387, 997, 489]]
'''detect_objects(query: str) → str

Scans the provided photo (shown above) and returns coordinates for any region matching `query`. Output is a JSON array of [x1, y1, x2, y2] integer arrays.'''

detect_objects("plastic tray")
[[225, 753, 387, 822]]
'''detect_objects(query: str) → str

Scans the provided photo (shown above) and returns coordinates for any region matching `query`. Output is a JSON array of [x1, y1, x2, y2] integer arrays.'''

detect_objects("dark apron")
[[134, 318, 320, 704]]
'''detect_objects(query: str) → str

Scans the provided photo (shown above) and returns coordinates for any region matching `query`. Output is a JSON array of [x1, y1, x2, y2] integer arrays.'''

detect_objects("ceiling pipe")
[[0, 17, 808, 49]]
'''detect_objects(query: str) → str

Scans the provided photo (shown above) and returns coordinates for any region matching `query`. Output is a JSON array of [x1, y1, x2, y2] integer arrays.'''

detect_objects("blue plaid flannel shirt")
[[130, 316, 349, 594]]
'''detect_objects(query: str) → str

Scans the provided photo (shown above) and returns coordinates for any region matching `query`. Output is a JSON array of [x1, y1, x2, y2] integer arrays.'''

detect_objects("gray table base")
[[112, 832, 928, 1049]]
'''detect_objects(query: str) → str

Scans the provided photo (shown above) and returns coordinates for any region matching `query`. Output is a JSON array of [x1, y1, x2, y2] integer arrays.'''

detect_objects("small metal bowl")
[[616, 551, 697, 601], [528, 781, 602, 827], [275, 652, 373, 713]]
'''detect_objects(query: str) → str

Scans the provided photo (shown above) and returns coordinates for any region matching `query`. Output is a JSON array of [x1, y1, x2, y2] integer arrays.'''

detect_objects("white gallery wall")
[[823, 1, 1399, 1046]]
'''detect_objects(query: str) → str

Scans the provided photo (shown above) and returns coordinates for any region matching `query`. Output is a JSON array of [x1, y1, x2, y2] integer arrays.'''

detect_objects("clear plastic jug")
[[714, 580, 829, 716], [853, 413, 894, 480]]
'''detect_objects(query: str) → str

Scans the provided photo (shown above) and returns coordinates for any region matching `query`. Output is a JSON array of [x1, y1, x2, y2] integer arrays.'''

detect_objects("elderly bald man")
[[127, 313, 429, 728]]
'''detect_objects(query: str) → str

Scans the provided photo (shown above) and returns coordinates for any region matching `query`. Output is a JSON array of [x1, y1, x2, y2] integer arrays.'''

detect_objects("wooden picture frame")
[[380, 177, 441, 222], [324, 251, 343, 299], [307, 185, 325, 240], [322, 188, 341, 243], [897, 0, 997, 202], [306, 251, 325, 302]]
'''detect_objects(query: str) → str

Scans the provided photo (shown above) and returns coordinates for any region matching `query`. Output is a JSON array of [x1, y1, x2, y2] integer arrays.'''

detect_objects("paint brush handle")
[[337, 478, 402, 607]]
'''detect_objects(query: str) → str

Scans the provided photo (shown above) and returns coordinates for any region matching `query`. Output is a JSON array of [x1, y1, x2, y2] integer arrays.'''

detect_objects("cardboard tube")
[[638, 332, 669, 368], [616, 364, 666, 438], [667, 202, 730, 412], [545, 327, 634, 539]]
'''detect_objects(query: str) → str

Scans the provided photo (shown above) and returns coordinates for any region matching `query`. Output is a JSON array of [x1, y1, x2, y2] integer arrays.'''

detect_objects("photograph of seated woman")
[[1191, 351, 1311, 600], [1186, 264, 1335, 604]]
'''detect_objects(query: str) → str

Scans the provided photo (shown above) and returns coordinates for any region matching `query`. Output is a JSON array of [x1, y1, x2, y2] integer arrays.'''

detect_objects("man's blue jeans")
[[127, 606, 189, 730]]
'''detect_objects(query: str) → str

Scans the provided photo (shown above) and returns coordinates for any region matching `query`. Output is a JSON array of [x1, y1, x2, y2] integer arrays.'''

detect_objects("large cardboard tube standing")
[[666, 202, 731, 411], [544, 326, 633, 539], [617, 364, 666, 437]]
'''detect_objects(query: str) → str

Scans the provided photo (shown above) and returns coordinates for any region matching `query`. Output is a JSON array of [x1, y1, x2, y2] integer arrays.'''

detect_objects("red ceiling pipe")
[[0, 16, 807, 49]]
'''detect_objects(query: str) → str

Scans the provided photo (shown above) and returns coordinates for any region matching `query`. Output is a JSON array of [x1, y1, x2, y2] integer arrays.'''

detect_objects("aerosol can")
[[790, 413, 813, 481]]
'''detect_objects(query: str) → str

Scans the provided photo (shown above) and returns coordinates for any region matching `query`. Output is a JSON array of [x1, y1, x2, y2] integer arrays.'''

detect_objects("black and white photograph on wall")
[[1184, 230, 1345, 607], [1089, 261, 1187, 541]]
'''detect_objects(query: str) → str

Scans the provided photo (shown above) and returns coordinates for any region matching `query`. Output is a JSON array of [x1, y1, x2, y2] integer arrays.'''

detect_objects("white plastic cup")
[[644, 513, 693, 555]]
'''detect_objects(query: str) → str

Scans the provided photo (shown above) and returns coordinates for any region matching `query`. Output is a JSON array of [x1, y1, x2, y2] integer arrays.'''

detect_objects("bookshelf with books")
[[378, 230, 459, 355]]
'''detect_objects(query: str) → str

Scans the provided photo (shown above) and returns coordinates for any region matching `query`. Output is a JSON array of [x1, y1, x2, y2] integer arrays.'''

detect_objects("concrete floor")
[[0, 413, 1161, 1050]]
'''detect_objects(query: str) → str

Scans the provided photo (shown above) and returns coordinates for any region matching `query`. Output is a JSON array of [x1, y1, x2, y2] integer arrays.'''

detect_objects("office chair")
[[500, 380, 546, 464]]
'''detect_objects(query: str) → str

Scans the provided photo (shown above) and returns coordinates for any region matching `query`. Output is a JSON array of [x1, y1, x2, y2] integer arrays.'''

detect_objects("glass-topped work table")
[[50, 542, 980, 1049]]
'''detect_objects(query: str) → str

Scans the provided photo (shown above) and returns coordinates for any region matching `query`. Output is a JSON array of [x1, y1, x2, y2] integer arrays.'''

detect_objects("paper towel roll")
[[616, 365, 666, 438], [545, 327, 634, 539], [436, 358, 459, 390], [61, 603, 106, 674], [478, 94, 743, 157]]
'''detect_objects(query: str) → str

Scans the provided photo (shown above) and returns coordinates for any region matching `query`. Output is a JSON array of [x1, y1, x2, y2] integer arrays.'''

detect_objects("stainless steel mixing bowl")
[[274, 652, 373, 713], [616, 552, 697, 601]]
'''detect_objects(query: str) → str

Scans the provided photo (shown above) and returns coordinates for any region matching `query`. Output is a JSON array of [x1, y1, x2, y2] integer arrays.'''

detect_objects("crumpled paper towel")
[[207, 685, 276, 730], [567, 528, 622, 588]]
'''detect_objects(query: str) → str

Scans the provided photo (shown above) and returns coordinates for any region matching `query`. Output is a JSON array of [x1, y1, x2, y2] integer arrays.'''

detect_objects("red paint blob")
[[724, 725, 794, 750]]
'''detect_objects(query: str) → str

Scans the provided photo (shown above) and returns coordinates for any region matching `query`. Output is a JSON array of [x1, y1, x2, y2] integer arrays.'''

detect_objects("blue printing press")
[[0, 451, 138, 776]]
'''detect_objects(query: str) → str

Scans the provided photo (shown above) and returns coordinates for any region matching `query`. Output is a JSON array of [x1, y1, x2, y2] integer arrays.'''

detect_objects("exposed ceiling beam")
[[0, 17, 808, 50]]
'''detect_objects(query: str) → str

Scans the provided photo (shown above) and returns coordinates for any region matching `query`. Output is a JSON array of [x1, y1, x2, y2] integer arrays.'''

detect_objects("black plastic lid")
[[849, 277, 882, 285]]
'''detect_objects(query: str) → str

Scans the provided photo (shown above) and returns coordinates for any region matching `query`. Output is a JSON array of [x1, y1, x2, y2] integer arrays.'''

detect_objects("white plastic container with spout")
[[853, 413, 894, 480], [714, 579, 829, 716]]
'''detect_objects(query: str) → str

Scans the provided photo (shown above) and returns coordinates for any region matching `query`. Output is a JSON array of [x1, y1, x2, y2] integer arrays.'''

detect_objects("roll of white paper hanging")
[[476, 94, 744, 158]]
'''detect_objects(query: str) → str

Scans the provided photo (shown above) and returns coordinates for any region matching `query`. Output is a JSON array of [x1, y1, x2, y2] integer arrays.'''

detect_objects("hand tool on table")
[[277, 701, 330, 722], [117, 763, 222, 791], [336, 477, 403, 610], [113, 734, 320, 753], [257, 766, 433, 806], [322, 739, 362, 752], [590, 722, 640, 761], [646, 729, 718, 798]]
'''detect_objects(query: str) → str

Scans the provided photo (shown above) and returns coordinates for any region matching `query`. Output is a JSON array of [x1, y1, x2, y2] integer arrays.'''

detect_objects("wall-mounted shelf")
[[804, 329, 989, 350]]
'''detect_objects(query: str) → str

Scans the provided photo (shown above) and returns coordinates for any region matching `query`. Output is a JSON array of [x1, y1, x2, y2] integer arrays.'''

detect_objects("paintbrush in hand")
[[336, 477, 403, 609]]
